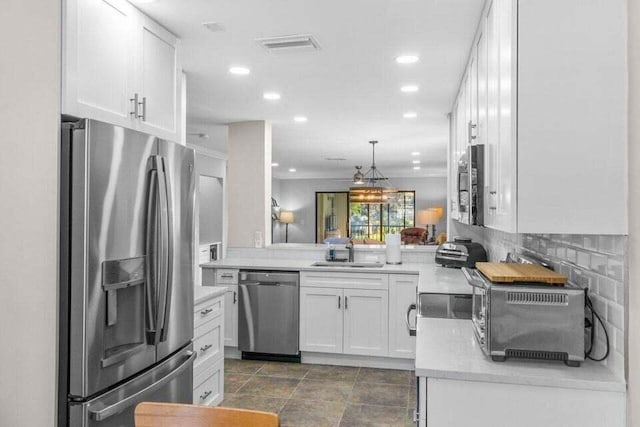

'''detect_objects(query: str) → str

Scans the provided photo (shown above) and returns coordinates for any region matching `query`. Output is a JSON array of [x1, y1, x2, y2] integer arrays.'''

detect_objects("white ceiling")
[[133, 0, 484, 179]]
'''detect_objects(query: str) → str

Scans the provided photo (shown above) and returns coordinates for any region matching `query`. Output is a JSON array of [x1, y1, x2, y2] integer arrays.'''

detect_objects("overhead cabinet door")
[[63, 0, 136, 127], [136, 14, 181, 140]]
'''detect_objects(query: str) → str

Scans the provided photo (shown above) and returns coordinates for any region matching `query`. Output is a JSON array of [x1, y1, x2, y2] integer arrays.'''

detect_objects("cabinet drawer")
[[193, 358, 223, 406], [216, 269, 239, 285], [194, 315, 224, 378], [194, 295, 223, 329], [301, 271, 388, 290]]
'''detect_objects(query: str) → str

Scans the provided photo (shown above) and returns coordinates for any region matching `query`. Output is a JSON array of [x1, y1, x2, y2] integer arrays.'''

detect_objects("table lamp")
[[279, 211, 295, 243], [417, 207, 443, 244]]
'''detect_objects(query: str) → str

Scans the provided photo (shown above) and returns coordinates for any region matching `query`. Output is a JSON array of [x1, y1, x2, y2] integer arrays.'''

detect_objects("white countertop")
[[415, 317, 626, 393], [193, 285, 227, 305], [201, 258, 470, 295]]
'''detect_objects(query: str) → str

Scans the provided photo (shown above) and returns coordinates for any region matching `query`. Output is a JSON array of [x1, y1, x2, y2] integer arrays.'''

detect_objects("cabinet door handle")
[[138, 96, 147, 121], [200, 308, 213, 316], [468, 121, 477, 142], [489, 191, 497, 195], [199, 390, 212, 401], [345, 296, 348, 309], [405, 303, 417, 336], [220, 274, 234, 278], [489, 207, 497, 210], [233, 291, 237, 304], [200, 344, 213, 353], [338, 296, 341, 309], [130, 93, 139, 118]]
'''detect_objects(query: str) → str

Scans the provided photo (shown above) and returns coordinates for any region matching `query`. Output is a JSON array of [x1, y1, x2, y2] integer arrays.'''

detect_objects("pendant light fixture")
[[349, 141, 398, 204]]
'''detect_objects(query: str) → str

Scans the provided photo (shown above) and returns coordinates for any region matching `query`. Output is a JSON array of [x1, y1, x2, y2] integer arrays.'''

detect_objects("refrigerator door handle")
[[156, 156, 173, 343], [88, 350, 195, 421], [144, 166, 159, 342]]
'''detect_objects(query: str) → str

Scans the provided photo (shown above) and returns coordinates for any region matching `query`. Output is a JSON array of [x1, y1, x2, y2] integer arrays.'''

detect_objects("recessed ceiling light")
[[396, 55, 419, 64], [272, 162, 279, 167], [412, 160, 421, 164], [411, 151, 420, 156], [413, 166, 421, 170], [403, 112, 418, 119], [401, 85, 419, 93], [263, 92, 281, 100], [294, 116, 308, 123], [288, 168, 297, 172], [229, 66, 250, 75]]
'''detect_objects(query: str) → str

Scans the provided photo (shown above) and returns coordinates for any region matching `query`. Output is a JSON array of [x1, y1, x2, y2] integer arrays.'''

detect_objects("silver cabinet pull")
[[468, 121, 477, 142], [233, 291, 237, 304], [199, 390, 212, 401], [130, 93, 139, 118], [345, 296, 348, 309], [220, 273, 234, 278], [405, 303, 417, 336], [489, 191, 497, 195], [200, 344, 213, 353], [138, 96, 147, 121], [338, 296, 341, 309], [200, 308, 213, 316]]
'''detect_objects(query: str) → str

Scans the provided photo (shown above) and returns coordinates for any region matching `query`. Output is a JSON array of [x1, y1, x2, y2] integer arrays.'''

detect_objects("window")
[[349, 191, 415, 242]]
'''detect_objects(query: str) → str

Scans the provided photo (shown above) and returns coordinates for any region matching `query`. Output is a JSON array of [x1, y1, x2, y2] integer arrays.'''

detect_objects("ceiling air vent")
[[256, 34, 321, 54]]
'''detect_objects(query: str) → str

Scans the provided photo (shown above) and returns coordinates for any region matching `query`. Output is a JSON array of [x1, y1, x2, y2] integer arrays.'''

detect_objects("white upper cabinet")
[[451, 0, 626, 234], [136, 14, 181, 138], [63, 0, 183, 142], [63, 0, 136, 127]]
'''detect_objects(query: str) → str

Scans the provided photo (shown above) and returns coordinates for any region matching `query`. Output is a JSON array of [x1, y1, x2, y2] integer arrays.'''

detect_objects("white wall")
[[274, 177, 447, 243], [227, 121, 272, 247], [0, 0, 60, 425], [627, 0, 640, 424]]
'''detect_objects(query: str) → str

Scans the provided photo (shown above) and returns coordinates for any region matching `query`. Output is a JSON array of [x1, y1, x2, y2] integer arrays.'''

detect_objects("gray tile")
[[607, 302, 624, 330], [224, 358, 265, 375], [356, 368, 411, 385], [306, 364, 360, 382], [291, 379, 354, 403], [220, 394, 287, 414], [340, 404, 408, 427], [224, 373, 252, 394], [349, 382, 409, 407], [279, 399, 345, 427], [236, 376, 301, 399], [256, 361, 310, 379]]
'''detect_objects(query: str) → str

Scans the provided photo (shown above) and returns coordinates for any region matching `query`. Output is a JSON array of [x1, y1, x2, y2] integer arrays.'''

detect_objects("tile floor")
[[221, 359, 417, 427]]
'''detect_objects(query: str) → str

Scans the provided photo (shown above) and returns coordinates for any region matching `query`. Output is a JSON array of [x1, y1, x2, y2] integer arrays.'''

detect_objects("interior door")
[[68, 120, 158, 398], [343, 289, 389, 356], [156, 141, 195, 360]]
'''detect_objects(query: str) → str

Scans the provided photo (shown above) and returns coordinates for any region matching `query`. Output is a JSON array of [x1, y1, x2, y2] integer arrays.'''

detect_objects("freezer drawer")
[[69, 346, 194, 427]]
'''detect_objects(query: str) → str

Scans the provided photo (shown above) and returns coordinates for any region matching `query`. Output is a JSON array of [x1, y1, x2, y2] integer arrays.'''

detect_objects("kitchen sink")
[[310, 261, 385, 268]]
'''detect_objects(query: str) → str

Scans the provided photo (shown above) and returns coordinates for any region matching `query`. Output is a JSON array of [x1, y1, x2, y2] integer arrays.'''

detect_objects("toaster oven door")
[[462, 268, 488, 347]]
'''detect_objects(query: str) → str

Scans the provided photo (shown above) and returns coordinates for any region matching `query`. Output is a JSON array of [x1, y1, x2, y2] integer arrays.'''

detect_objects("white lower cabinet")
[[388, 274, 418, 359], [299, 287, 343, 353], [300, 272, 401, 358], [343, 289, 388, 356], [193, 293, 225, 406], [222, 285, 238, 347]]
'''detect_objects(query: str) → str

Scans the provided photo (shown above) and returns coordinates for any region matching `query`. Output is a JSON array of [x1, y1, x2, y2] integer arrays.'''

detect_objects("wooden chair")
[[135, 402, 280, 427]]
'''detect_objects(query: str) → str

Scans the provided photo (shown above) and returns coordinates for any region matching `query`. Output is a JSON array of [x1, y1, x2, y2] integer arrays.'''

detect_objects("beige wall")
[[628, 0, 640, 424], [0, 0, 60, 425], [227, 121, 272, 247]]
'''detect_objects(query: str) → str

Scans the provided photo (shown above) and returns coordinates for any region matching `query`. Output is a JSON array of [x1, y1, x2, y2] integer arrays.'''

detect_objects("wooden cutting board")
[[476, 262, 567, 285]]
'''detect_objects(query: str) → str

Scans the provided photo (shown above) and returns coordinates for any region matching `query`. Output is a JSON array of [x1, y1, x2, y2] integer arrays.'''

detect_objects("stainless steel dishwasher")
[[238, 270, 300, 361]]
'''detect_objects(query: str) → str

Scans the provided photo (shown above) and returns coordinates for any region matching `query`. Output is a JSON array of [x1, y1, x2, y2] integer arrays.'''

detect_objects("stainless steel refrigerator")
[[59, 118, 196, 427]]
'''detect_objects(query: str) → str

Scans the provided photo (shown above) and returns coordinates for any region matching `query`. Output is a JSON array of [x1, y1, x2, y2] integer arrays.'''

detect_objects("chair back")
[[135, 402, 280, 427]]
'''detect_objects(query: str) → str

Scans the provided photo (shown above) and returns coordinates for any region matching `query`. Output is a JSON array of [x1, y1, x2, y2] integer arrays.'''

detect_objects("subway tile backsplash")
[[451, 222, 627, 378]]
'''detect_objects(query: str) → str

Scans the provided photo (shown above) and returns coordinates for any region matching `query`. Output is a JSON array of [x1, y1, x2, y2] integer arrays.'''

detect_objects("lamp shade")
[[279, 211, 294, 224], [417, 208, 442, 225]]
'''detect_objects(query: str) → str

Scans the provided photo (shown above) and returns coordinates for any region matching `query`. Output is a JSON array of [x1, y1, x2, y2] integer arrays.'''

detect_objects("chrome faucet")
[[346, 239, 355, 262]]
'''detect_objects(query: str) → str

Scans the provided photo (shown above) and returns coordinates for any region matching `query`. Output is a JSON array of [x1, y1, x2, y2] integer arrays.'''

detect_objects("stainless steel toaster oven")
[[462, 267, 585, 367]]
